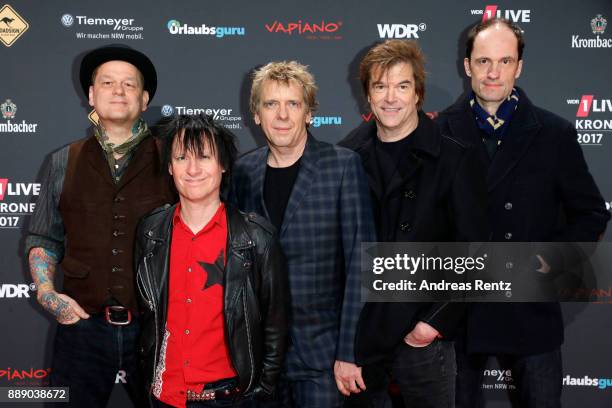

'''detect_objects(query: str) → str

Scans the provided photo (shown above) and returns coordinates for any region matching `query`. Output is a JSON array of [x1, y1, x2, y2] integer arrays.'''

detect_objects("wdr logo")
[[0, 284, 34, 298], [377, 23, 426, 39]]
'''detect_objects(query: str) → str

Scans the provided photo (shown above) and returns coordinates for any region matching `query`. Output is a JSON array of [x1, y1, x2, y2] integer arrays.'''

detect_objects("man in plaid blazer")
[[231, 61, 376, 407]]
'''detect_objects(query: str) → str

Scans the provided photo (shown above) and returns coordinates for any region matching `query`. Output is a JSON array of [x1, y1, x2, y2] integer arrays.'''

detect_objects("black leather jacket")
[[135, 203, 288, 396]]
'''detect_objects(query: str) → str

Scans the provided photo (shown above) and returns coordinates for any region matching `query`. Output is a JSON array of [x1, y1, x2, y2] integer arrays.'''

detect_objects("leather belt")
[[104, 305, 132, 325], [186, 379, 240, 401]]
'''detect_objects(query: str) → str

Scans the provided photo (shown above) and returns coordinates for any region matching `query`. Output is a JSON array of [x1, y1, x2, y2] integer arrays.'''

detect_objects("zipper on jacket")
[[242, 287, 255, 392], [144, 255, 160, 383], [136, 271, 154, 311]]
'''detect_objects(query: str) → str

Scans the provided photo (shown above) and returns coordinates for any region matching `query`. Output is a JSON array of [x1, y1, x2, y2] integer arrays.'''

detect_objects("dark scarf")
[[470, 87, 519, 158]]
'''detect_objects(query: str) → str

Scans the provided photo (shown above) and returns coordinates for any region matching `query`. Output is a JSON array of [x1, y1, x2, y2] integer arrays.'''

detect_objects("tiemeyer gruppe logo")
[[571, 14, 611, 48], [0, 4, 29, 47], [167, 20, 245, 38], [377, 23, 426, 39], [566, 95, 612, 146], [264, 19, 342, 40], [470, 5, 531, 23], [61, 13, 144, 40], [481, 368, 516, 391], [0, 178, 40, 229], [0, 99, 38, 134], [161, 105, 243, 130], [563, 374, 612, 390]]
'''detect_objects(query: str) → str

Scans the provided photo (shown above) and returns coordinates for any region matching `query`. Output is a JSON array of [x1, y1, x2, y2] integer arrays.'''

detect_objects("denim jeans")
[[345, 340, 456, 408], [455, 348, 562, 408], [49, 314, 146, 408]]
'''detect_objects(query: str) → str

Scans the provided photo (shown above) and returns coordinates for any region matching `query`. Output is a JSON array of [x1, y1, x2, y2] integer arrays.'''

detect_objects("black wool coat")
[[437, 88, 610, 354], [339, 111, 489, 363]]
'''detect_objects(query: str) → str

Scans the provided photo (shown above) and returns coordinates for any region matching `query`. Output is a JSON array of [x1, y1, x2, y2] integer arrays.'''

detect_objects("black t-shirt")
[[264, 159, 301, 231], [374, 134, 414, 190]]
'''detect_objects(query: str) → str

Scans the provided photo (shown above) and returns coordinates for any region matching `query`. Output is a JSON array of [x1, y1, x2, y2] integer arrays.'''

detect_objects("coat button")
[[112, 249, 119, 256], [400, 222, 412, 232], [506, 261, 514, 269], [505, 202, 513, 210], [113, 195, 125, 203], [111, 266, 123, 273], [243, 261, 252, 269], [404, 190, 416, 199], [504, 232, 512, 240]]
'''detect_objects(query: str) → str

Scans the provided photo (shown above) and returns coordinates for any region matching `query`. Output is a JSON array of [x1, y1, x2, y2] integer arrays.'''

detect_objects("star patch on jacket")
[[198, 250, 225, 289]]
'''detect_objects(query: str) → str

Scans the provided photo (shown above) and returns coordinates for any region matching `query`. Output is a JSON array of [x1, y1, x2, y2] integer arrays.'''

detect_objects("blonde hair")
[[250, 60, 318, 115]]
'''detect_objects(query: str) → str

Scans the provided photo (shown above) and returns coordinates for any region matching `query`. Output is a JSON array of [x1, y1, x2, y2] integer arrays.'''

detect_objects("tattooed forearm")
[[29, 247, 58, 293], [39, 291, 74, 322], [28, 247, 77, 321]]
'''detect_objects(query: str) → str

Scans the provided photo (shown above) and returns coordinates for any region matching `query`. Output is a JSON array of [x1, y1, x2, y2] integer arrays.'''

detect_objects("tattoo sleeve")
[[28, 248, 74, 322], [29, 247, 57, 292]]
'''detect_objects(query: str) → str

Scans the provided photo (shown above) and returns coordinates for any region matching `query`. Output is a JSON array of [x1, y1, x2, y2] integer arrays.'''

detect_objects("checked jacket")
[[230, 133, 376, 372]]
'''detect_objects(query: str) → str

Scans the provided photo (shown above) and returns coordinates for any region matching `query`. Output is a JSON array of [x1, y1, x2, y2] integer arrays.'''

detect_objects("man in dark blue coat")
[[437, 18, 610, 408]]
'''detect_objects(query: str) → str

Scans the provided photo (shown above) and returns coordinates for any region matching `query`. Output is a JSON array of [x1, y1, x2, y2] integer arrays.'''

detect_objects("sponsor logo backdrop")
[[2, 0, 611, 406]]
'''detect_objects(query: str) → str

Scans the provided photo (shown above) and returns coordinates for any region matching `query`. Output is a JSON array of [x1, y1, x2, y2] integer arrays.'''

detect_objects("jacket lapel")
[[351, 123, 383, 201], [445, 95, 490, 166], [384, 112, 439, 199], [224, 206, 254, 319], [250, 147, 271, 221], [279, 134, 319, 237], [143, 204, 175, 325]]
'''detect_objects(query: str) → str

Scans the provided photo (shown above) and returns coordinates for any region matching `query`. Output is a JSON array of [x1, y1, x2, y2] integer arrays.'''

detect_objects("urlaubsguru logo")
[[167, 19, 245, 38]]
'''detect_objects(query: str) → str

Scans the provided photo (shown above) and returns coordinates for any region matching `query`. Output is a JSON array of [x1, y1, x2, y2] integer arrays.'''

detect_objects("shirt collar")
[[172, 202, 226, 235]]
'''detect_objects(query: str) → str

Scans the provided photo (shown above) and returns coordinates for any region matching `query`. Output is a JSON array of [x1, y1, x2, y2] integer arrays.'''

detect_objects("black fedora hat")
[[79, 45, 157, 101]]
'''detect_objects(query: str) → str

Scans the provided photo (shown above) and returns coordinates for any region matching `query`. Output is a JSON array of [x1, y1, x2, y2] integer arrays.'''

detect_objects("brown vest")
[[59, 136, 174, 314]]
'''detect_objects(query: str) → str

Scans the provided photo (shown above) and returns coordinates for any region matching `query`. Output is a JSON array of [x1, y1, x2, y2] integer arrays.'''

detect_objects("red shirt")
[[153, 204, 237, 408]]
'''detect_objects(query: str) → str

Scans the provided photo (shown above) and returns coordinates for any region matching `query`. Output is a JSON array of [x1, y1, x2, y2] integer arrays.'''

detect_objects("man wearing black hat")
[[25, 45, 174, 407]]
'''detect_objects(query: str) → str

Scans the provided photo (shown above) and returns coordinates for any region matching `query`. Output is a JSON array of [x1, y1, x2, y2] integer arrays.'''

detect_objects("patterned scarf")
[[93, 118, 150, 176], [470, 87, 519, 158]]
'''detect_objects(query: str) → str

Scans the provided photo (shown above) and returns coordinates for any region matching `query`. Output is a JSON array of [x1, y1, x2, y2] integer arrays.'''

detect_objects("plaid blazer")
[[230, 134, 375, 371]]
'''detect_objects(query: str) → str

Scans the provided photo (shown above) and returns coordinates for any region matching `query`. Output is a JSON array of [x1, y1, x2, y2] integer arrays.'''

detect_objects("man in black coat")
[[437, 18, 610, 407], [340, 40, 488, 408]]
